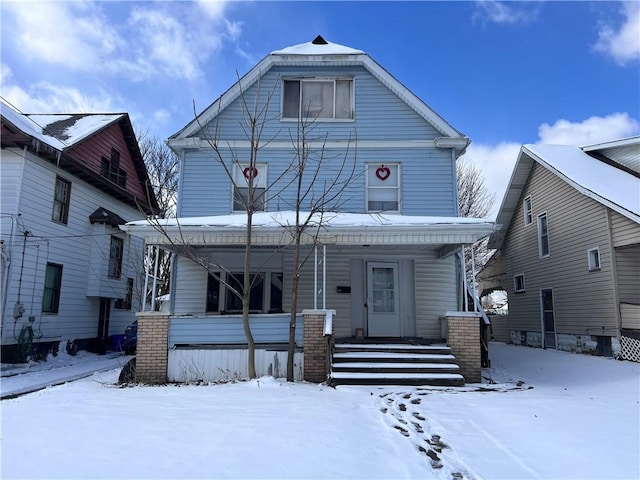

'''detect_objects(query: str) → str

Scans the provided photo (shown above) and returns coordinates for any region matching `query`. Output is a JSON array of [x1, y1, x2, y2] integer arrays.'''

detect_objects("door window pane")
[[371, 267, 395, 313]]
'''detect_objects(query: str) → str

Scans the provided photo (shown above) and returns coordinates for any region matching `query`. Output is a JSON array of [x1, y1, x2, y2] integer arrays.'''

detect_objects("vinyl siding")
[[610, 210, 640, 247], [616, 247, 640, 305], [173, 245, 457, 340], [504, 163, 617, 335], [1, 150, 145, 345], [68, 122, 147, 200], [178, 65, 457, 218], [196, 66, 442, 142]]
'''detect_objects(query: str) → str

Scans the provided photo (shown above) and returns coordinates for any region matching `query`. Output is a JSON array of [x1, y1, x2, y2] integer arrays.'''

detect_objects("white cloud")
[[462, 112, 640, 216], [4, 1, 123, 71], [595, 2, 640, 65], [1, 62, 12, 84], [2, 0, 240, 81], [1, 81, 121, 114], [538, 113, 640, 145], [473, 1, 540, 25]]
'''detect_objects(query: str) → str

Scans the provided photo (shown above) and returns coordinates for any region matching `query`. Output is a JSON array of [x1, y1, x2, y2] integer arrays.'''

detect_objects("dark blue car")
[[123, 320, 137, 355]]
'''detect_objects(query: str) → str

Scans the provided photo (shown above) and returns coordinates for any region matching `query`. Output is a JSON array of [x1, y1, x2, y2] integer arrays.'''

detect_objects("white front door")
[[367, 262, 401, 337]]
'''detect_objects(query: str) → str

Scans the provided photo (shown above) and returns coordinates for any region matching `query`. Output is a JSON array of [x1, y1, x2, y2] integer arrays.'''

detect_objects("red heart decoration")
[[243, 167, 258, 180], [376, 166, 391, 181]]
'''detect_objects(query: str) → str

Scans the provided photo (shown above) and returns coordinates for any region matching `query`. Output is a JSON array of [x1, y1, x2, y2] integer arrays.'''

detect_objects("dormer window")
[[101, 147, 127, 188], [282, 78, 353, 120]]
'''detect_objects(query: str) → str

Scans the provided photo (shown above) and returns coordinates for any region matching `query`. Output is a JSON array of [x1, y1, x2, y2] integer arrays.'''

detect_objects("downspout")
[[313, 245, 318, 310], [142, 245, 151, 311], [461, 246, 468, 312], [322, 244, 326, 310], [0, 240, 10, 339]]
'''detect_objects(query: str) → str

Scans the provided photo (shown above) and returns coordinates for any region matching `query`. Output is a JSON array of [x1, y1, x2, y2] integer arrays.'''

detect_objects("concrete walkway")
[[1, 352, 131, 399]]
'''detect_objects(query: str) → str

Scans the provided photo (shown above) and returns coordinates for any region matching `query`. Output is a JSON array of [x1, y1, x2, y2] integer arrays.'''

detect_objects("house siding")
[[1, 150, 145, 346], [69, 122, 147, 200], [610, 210, 640, 247], [504, 163, 618, 336], [177, 64, 457, 218], [173, 245, 456, 340], [616, 248, 640, 305], [196, 65, 442, 142]]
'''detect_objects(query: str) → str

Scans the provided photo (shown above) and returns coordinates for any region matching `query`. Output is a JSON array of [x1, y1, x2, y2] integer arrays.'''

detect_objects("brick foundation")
[[135, 312, 169, 384], [303, 310, 333, 383], [446, 313, 481, 384]]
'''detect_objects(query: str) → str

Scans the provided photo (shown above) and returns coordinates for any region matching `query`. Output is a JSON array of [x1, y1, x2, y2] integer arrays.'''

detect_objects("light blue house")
[[123, 37, 495, 384]]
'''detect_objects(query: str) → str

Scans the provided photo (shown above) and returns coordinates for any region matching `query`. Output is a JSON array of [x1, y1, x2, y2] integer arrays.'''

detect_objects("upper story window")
[[513, 273, 526, 293], [233, 164, 266, 212], [588, 247, 601, 271], [42, 263, 63, 313], [367, 163, 399, 213], [537, 212, 550, 258], [523, 196, 532, 225], [52, 176, 71, 224], [101, 147, 127, 188], [108, 235, 124, 278], [282, 78, 353, 120]]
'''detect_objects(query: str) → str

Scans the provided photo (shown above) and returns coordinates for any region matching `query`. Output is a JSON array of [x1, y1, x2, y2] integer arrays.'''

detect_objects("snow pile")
[[1, 343, 638, 479]]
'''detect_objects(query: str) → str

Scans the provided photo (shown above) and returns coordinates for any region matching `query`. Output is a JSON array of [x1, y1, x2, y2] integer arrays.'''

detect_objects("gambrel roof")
[[489, 137, 640, 249], [168, 36, 468, 152]]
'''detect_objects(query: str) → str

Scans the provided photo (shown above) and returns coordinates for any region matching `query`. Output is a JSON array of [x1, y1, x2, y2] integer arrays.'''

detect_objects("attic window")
[[100, 147, 127, 188], [283, 78, 353, 120]]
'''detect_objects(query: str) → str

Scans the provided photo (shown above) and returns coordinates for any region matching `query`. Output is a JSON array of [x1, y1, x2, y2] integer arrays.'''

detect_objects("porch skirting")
[[168, 348, 303, 382]]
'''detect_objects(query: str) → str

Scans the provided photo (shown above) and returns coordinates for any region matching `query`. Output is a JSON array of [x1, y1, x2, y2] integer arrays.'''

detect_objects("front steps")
[[330, 343, 465, 387]]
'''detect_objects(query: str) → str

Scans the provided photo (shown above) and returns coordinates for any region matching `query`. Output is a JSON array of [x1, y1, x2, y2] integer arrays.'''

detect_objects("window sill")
[[280, 117, 355, 123]]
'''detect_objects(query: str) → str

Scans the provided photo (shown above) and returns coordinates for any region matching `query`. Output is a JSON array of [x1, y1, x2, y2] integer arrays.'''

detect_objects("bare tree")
[[283, 117, 358, 382], [136, 131, 180, 300], [457, 156, 495, 290]]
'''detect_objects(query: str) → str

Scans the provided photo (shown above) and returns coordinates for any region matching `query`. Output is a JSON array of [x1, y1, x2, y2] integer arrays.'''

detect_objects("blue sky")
[[1, 1, 639, 208]]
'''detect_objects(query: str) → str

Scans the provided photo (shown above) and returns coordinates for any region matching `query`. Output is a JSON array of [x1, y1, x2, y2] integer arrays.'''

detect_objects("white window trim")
[[587, 247, 601, 271], [514, 273, 526, 293], [232, 163, 267, 212], [523, 195, 532, 226], [281, 77, 355, 122], [366, 163, 401, 213], [537, 212, 550, 258]]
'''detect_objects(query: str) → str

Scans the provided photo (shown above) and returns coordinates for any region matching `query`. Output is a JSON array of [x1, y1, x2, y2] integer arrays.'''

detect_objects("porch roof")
[[121, 211, 496, 247]]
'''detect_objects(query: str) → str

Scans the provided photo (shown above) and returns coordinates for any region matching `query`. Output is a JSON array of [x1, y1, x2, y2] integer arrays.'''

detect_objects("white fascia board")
[[582, 135, 640, 152], [360, 56, 465, 139], [121, 222, 496, 247], [170, 55, 275, 141], [524, 146, 640, 225], [170, 52, 467, 147]]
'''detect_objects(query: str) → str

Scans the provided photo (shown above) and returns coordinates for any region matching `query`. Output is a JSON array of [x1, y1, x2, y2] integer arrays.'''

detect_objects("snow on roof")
[[125, 211, 493, 229], [271, 35, 364, 56], [28, 113, 124, 148], [1, 101, 123, 151], [524, 143, 639, 218]]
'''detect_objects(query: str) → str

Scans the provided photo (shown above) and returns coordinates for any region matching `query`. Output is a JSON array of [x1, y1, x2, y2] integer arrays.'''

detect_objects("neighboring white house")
[[481, 136, 640, 361], [0, 102, 158, 361]]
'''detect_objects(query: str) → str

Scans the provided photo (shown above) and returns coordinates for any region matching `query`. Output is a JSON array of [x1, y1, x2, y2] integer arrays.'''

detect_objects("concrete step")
[[334, 343, 452, 355], [332, 362, 460, 374], [330, 371, 465, 387], [332, 351, 456, 363]]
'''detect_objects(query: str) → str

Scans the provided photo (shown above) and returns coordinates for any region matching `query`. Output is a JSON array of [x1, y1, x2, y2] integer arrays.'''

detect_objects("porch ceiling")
[[121, 211, 496, 247]]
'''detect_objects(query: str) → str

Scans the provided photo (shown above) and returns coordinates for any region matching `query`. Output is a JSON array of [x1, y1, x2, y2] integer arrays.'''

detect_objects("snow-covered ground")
[[1, 343, 638, 479]]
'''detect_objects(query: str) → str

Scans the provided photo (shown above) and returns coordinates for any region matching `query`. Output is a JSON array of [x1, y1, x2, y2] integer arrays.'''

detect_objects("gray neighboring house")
[[481, 136, 640, 361]]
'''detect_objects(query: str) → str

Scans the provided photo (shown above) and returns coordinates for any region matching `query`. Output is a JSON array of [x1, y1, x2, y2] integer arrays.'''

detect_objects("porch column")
[[445, 312, 482, 383], [302, 309, 334, 383], [135, 312, 169, 384]]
